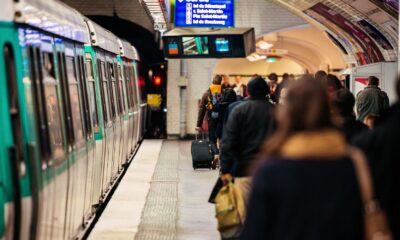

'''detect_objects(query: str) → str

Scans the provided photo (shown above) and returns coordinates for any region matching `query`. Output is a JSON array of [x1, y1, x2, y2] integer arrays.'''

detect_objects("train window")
[[117, 65, 124, 114], [130, 66, 139, 109], [77, 56, 91, 137], [85, 59, 94, 80], [86, 59, 99, 132], [107, 62, 117, 119], [100, 61, 111, 124], [28, 47, 51, 161], [43, 52, 64, 160], [123, 66, 131, 110], [65, 56, 84, 144]]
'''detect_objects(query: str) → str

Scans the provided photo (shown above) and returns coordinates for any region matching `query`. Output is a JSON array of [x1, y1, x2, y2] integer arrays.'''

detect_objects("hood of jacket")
[[279, 129, 347, 159]]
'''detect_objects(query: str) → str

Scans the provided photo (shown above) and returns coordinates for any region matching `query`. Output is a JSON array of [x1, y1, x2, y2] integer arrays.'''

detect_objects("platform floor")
[[88, 140, 220, 240]]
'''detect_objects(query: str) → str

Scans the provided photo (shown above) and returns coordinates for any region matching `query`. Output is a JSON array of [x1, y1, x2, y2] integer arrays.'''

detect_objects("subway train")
[[0, 0, 147, 239]]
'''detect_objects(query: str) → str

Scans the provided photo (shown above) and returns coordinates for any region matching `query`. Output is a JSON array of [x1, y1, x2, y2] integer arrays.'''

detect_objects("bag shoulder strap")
[[349, 147, 374, 205]]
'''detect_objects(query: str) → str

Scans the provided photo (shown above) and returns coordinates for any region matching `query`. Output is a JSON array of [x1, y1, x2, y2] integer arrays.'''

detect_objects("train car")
[[84, 19, 122, 208], [117, 39, 140, 163], [0, 0, 145, 239], [132, 47, 148, 142]]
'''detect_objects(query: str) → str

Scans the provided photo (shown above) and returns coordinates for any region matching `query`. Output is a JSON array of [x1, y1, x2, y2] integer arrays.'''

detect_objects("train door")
[[80, 53, 97, 222], [131, 65, 140, 147], [64, 45, 90, 239], [51, 41, 73, 240], [90, 51, 107, 205], [99, 58, 113, 194], [106, 60, 119, 180], [116, 63, 126, 169], [123, 63, 133, 162], [1, 42, 23, 240], [27, 41, 55, 240]]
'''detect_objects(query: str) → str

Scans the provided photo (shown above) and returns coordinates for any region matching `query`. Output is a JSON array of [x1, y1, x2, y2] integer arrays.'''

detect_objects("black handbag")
[[208, 177, 224, 204]]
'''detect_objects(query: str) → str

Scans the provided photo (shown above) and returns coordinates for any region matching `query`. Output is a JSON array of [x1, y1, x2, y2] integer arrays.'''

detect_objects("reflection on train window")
[[44, 84, 64, 160], [43, 52, 56, 79], [66, 57, 84, 144], [130, 66, 139, 109], [124, 66, 131, 110], [107, 63, 117, 119], [88, 82, 99, 131], [85, 59, 94, 80], [119, 80, 125, 113], [101, 62, 111, 123], [69, 85, 84, 143]]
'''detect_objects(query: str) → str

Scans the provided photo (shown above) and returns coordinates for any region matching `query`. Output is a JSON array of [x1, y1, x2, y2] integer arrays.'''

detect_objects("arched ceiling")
[[260, 26, 348, 72], [270, 0, 398, 66]]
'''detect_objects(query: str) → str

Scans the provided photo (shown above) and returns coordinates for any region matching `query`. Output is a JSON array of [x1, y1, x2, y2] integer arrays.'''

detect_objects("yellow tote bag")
[[215, 181, 245, 231]]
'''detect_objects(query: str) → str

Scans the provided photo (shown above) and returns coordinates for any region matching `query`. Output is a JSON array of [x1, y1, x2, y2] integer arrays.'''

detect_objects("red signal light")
[[154, 75, 162, 86]]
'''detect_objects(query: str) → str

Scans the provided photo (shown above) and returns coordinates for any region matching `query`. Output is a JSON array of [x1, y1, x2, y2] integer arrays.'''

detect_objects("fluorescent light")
[[256, 40, 273, 50]]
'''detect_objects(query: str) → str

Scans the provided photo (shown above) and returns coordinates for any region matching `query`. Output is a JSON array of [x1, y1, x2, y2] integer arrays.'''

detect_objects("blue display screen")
[[175, 0, 235, 28], [215, 38, 230, 52]]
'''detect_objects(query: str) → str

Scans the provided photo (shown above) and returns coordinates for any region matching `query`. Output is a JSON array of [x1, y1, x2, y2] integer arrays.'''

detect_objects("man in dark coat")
[[220, 75, 274, 186], [219, 75, 274, 239], [353, 76, 400, 239], [356, 76, 389, 126]]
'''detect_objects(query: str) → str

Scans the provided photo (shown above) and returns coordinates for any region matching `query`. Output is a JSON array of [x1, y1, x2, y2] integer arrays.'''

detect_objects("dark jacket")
[[220, 96, 274, 177], [196, 91, 209, 128], [242, 130, 364, 240], [353, 103, 400, 239], [356, 85, 389, 121], [341, 116, 369, 142]]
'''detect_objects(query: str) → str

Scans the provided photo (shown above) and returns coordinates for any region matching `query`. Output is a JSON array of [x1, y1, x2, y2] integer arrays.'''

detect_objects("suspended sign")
[[257, 48, 288, 55], [174, 0, 235, 28]]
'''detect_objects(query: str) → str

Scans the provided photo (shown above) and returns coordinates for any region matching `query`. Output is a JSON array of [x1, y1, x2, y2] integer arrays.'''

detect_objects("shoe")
[[212, 155, 220, 170]]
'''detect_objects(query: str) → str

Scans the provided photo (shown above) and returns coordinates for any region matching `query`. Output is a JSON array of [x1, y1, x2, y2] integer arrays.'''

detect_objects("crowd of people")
[[195, 72, 399, 240]]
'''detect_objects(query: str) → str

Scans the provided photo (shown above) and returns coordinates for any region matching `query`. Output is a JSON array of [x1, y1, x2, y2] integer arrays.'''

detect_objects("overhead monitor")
[[174, 0, 235, 28], [163, 28, 255, 59]]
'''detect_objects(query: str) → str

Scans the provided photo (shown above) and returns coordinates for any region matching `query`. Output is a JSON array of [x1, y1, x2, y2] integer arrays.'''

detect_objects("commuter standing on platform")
[[353, 77, 400, 239], [315, 70, 327, 82], [196, 75, 223, 162], [242, 75, 364, 240], [220, 75, 274, 214], [324, 74, 343, 97], [356, 76, 389, 129], [233, 75, 247, 98], [331, 89, 368, 142], [222, 75, 233, 92], [268, 73, 278, 103], [275, 73, 289, 102]]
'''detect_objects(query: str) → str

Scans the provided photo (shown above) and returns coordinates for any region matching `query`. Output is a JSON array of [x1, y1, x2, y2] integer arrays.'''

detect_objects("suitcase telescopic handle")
[[196, 131, 206, 140]]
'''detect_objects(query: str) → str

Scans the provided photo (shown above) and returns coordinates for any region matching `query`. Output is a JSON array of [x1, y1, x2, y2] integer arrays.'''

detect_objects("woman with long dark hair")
[[241, 75, 364, 240]]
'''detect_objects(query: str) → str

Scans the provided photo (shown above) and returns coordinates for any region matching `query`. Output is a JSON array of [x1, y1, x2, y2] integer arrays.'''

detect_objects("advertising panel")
[[309, 3, 384, 63], [175, 0, 235, 28], [358, 20, 394, 50], [369, 0, 399, 18]]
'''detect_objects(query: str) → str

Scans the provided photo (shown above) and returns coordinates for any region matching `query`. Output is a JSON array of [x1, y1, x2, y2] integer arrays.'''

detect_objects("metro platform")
[[88, 140, 220, 239]]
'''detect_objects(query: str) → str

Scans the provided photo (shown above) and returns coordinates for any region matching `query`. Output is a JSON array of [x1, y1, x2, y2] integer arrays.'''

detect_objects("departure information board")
[[175, 0, 235, 28]]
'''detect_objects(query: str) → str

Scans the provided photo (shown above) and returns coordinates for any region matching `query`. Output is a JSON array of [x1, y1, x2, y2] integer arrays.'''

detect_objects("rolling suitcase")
[[191, 133, 213, 170]]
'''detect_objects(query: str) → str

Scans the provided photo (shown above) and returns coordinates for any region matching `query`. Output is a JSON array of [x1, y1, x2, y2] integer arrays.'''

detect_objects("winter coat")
[[220, 96, 274, 177], [241, 130, 364, 240], [196, 84, 222, 128], [356, 85, 389, 121], [340, 116, 369, 142], [353, 103, 400, 239]]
